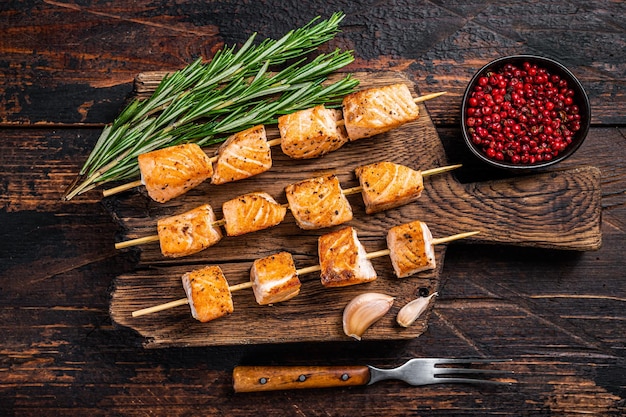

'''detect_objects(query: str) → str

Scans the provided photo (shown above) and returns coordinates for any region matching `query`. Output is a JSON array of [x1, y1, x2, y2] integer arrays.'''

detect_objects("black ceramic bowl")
[[461, 55, 590, 170]]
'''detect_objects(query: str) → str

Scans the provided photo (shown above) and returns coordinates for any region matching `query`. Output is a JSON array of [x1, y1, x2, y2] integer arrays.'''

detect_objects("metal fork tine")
[[433, 377, 512, 386], [433, 358, 512, 365], [431, 358, 514, 385], [435, 368, 511, 376], [367, 358, 515, 387]]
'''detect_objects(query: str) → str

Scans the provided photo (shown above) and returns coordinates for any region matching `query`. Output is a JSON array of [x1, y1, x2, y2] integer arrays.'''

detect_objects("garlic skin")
[[396, 292, 438, 328], [343, 292, 394, 340]]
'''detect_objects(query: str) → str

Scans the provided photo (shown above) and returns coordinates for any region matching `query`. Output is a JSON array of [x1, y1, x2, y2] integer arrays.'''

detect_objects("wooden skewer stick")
[[114, 163, 463, 250], [267, 137, 282, 147], [102, 151, 221, 198], [132, 281, 255, 317], [360, 231, 481, 259], [132, 298, 189, 316], [103, 180, 143, 197], [102, 91, 447, 198], [432, 230, 481, 245], [131, 229, 478, 318], [115, 235, 160, 250], [421, 164, 463, 177], [278, 230, 481, 276], [236, 92, 445, 149], [104, 159, 459, 199], [414, 91, 447, 103]]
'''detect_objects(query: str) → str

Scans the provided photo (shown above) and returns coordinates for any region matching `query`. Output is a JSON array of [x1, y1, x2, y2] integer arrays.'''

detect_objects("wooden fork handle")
[[233, 365, 371, 392]]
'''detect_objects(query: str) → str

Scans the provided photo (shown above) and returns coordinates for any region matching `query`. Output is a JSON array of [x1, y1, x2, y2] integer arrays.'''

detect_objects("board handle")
[[233, 365, 370, 392], [431, 166, 602, 251]]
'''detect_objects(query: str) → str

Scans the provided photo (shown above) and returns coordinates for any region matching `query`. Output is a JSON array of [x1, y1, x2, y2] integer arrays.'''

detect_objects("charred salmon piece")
[[285, 174, 353, 230], [222, 192, 287, 237], [181, 265, 234, 323], [318, 226, 377, 287], [211, 125, 272, 185], [278, 105, 349, 159], [157, 204, 223, 258], [138, 143, 213, 203], [342, 83, 420, 141], [355, 161, 424, 214], [386, 220, 436, 278], [250, 252, 301, 305]]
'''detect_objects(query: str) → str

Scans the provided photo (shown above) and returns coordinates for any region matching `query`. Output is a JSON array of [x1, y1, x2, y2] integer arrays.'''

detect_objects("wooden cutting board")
[[108, 71, 602, 348]]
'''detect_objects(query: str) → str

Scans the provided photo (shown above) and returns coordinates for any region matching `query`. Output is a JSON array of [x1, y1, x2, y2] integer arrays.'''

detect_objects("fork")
[[233, 358, 513, 392]]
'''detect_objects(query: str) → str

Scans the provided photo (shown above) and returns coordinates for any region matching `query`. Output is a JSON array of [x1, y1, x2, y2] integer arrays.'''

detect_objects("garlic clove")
[[342, 292, 394, 340], [396, 292, 438, 328]]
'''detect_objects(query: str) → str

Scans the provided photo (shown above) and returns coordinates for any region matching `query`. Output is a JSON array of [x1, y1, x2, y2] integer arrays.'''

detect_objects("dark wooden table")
[[1, 1, 624, 415]]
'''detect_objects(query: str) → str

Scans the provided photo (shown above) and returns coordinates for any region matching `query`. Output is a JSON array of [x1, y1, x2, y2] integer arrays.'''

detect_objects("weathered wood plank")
[[0, 128, 106, 211], [1, 1, 625, 416], [0, 1, 222, 124], [1, 1, 623, 125]]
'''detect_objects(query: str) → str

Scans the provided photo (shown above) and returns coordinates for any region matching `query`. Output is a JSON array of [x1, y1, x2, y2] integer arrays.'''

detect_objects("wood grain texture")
[[232, 365, 371, 392], [1, 1, 625, 416], [1, 1, 624, 127]]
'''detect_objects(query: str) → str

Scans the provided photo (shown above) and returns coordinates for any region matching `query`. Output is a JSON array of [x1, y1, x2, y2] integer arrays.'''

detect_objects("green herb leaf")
[[63, 12, 358, 200]]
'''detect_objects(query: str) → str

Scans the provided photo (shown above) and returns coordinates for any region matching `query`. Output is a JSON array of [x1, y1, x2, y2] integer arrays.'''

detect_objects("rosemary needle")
[[64, 12, 358, 200]]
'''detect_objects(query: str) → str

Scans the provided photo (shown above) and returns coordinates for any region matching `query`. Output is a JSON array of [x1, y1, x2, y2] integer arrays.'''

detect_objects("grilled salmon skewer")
[[131, 222, 478, 322], [103, 88, 446, 202], [282, 162, 461, 230], [130, 253, 304, 321], [104, 125, 272, 202], [316, 223, 480, 287], [115, 163, 461, 256], [115, 191, 288, 255]]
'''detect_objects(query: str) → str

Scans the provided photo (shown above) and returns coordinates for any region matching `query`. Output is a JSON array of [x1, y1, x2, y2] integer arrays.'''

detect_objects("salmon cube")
[[222, 192, 287, 237], [342, 83, 420, 141], [212, 125, 272, 185], [386, 220, 436, 278], [138, 143, 213, 203], [285, 174, 353, 230], [278, 105, 349, 159], [355, 161, 424, 214], [318, 226, 377, 287], [250, 252, 301, 305], [181, 265, 234, 323], [157, 204, 223, 258]]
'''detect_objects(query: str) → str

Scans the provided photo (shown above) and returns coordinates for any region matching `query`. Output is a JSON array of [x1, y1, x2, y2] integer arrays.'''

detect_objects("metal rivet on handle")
[[341, 373, 349, 381], [259, 377, 268, 385], [298, 374, 306, 382]]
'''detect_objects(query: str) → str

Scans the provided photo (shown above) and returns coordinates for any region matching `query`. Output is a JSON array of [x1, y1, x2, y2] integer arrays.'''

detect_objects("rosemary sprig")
[[63, 12, 358, 200]]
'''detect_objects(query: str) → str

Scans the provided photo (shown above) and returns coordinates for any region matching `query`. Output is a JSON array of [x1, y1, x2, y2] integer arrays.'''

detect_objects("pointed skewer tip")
[[414, 91, 447, 103], [421, 163, 462, 177], [103, 180, 143, 197], [432, 230, 480, 246]]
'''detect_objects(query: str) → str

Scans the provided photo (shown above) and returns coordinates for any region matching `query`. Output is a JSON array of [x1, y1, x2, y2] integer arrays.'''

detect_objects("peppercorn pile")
[[465, 61, 583, 165]]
